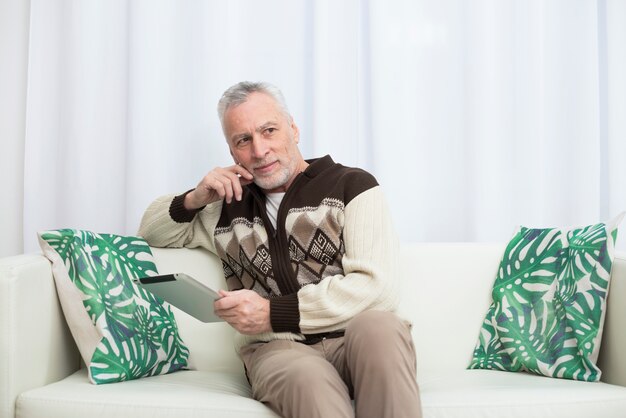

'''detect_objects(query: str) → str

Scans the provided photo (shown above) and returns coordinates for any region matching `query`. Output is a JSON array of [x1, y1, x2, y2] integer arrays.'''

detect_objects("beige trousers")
[[239, 310, 422, 418]]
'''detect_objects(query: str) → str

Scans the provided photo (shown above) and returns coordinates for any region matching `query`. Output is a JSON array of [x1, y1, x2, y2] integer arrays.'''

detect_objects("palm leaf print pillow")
[[469, 214, 623, 381], [38, 229, 190, 384]]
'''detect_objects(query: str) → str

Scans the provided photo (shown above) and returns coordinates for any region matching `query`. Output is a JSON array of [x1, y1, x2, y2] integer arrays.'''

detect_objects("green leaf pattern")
[[469, 222, 619, 381], [40, 229, 189, 384]]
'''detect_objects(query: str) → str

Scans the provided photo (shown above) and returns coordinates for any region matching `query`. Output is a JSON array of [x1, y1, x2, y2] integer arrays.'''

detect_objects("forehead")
[[224, 92, 284, 131]]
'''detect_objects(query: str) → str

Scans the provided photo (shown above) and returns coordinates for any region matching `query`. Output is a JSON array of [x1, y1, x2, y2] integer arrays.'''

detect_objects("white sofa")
[[2, 244, 626, 418]]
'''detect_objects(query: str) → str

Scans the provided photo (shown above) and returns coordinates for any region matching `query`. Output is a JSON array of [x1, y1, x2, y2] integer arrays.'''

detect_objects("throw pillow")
[[38, 229, 190, 384], [469, 214, 623, 381]]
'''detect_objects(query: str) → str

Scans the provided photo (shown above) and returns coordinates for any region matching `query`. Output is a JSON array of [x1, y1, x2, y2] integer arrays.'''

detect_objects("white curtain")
[[2, 0, 625, 257]]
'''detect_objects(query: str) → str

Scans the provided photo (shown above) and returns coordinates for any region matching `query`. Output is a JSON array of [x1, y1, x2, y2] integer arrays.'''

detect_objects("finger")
[[231, 164, 254, 181], [212, 174, 235, 204], [235, 168, 254, 188], [217, 168, 250, 202], [216, 313, 240, 329], [206, 179, 226, 201], [220, 170, 246, 202], [214, 294, 239, 310], [214, 308, 238, 320], [223, 166, 253, 199], [190, 176, 219, 206]]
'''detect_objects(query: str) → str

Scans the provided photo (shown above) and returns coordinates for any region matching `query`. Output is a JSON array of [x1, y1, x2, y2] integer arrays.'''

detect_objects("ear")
[[291, 119, 300, 144]]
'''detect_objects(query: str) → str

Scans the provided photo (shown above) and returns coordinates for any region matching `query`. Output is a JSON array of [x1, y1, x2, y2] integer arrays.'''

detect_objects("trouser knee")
[[347, 311, 411, 348]]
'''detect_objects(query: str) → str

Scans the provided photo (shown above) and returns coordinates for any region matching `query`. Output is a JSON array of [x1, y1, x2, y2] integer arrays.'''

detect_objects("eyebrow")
[[230, 121, 278, 142], [258, 121, 277, 132]]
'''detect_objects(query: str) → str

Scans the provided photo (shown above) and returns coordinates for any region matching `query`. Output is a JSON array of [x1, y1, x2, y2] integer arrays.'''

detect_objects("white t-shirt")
[[265, 192, 285, 229]]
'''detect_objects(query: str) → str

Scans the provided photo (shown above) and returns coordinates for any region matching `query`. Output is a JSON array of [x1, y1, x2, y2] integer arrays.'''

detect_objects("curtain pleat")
[[2, 0, 623, 256]]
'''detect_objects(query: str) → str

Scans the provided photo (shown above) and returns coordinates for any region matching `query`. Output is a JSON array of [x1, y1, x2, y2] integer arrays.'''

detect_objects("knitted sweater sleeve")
[[295, 186, 400, 333], [137, 193, 223, 253]]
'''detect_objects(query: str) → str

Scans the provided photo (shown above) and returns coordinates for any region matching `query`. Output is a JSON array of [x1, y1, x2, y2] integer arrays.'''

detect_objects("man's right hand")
[[184, 165, 254, 210]]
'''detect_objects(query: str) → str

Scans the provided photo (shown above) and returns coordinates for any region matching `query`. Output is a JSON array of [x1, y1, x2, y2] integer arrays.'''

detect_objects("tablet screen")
[[133, 273, 223, 323]]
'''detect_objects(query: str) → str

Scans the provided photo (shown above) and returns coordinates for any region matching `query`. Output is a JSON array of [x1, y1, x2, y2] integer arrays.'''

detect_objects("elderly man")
[[138, 81, 421, 418]]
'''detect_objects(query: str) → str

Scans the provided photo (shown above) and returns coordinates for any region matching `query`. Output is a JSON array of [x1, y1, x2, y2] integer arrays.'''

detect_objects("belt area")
[[301, 330, 345, 345]]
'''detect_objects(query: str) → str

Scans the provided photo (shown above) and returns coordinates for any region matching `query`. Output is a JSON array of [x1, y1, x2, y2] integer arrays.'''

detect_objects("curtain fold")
[[605, 0, 626, 223], [0, 0, 30, 257], [5, 0, 624, 256]]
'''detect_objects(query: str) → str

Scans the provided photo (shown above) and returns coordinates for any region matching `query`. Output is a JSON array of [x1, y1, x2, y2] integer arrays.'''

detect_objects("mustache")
[[251, 159, 278, 170]]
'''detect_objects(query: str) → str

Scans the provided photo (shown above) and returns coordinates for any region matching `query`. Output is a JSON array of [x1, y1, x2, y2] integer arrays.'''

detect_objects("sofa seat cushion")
[[18, 368, 626, 418], [420, 369, 626, 418], [16, 369, 278, 418]]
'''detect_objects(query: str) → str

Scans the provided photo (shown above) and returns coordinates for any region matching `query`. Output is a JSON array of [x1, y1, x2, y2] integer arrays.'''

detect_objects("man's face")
[[223, 92, 302, 193]]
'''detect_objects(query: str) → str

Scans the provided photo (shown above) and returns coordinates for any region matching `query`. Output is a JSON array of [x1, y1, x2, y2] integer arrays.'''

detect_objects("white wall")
[[0, 0, 30, 257]]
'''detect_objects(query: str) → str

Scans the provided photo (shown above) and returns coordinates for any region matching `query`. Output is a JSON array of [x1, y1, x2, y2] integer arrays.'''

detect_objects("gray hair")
[[217, 81, 291, 130]]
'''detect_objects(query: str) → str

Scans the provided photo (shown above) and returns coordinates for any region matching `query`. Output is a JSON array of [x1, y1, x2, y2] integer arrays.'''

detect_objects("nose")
[[251, 136, 269, 159]]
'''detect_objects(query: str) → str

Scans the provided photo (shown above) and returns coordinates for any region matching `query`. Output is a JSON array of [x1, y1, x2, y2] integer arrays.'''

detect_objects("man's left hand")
[[214, 289, 272, 335]]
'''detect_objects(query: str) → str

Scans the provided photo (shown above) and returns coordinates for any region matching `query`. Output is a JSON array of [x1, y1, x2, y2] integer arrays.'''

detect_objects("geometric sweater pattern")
[[138, 155, 399, 342]]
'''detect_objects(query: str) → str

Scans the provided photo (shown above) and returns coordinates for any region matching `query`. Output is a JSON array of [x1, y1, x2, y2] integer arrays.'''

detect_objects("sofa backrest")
[[151, 244, 506, 375], [151, 247, 244, 377], [397, 243, 504, 373], [151, 245, 626, 383]]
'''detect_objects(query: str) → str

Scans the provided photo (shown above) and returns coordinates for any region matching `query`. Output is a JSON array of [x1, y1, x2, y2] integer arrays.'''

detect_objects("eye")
[[264, 127, 276, 135], [236, 136, 251, 147]]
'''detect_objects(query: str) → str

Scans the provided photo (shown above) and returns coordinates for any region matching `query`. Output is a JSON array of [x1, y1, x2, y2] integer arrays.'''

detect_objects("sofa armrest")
[[0, 254, 80, 418], [598, 252, 626, 386]]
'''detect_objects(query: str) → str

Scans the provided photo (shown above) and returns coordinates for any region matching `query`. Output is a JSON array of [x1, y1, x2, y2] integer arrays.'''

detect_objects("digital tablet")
[[132, 273, 224, 323]]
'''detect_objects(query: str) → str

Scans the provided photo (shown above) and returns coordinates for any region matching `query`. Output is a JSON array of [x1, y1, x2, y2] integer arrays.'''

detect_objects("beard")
[[251, 158, 297, 192]]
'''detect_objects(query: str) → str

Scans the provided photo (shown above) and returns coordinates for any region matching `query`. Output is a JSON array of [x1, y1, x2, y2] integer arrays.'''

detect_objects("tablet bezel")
[[133, 273, 223, 323]]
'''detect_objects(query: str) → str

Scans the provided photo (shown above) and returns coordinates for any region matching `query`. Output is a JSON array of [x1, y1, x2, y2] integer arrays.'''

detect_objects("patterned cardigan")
[[138, 155, 399, 345]]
